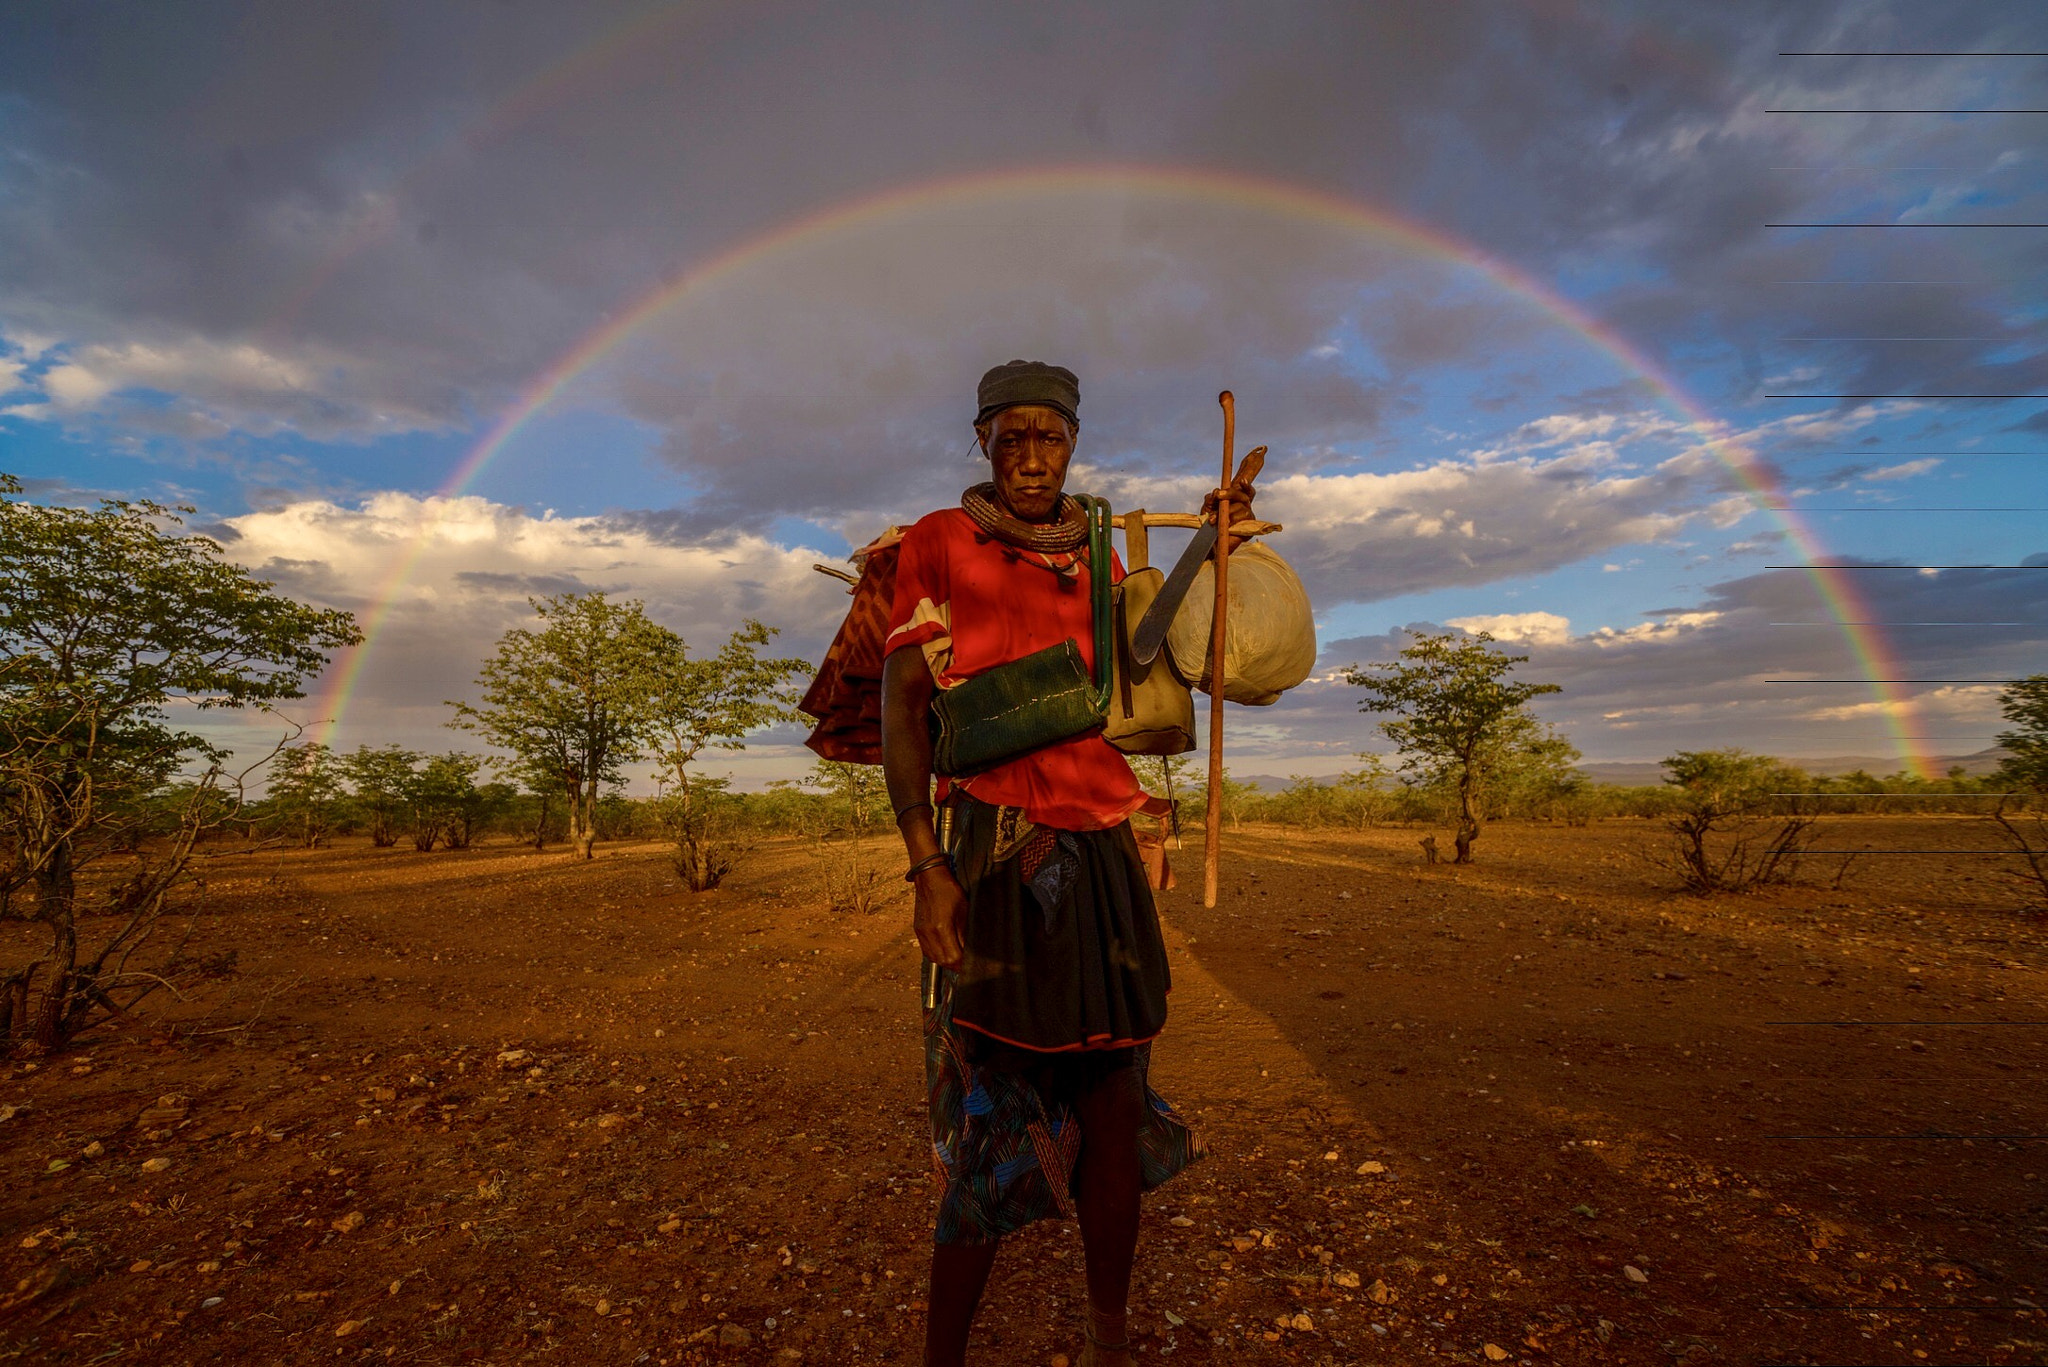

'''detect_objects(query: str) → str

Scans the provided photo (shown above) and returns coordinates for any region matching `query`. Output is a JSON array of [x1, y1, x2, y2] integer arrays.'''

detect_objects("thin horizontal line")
[[1769, 108, 2048, 114], [1773, 1304, 2043, 1312], [1780, 336, 2000, 341], [1768, 1021, 2048, 1025], [1767, 791, 2018, 796], [1780, 51, 2048, 57], [1761, 507, 2048, 511], [1797, 849, 2018, 853], [1771, 280, 1970, 285], [1767, 394, 2042, 398], [1761, 227, 2048, 232], [1769, 459, 2039, 465], [1802, 457, 2039, 463], [1767, 621, 2027, 626], [1765, 679, 2016, 683], [1768, 1133, 2048, 1140], [1767, 564, 2046, 569]]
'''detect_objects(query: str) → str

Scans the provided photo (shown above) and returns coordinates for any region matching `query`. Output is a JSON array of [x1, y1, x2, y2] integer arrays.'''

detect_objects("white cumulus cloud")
[[206, 492, 855, 774], [1446, 611, 1572, 645]]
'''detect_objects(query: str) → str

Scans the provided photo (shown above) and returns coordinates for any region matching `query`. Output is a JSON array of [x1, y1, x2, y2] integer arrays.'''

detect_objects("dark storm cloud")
[[3, 1, 2040, 532], [451, 569, 596, 598]]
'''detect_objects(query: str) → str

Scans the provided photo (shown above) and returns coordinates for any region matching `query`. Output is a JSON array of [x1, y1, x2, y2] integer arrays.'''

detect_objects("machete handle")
[[1235, 446, 1267, 489], [1204, 445, 1267, 525]]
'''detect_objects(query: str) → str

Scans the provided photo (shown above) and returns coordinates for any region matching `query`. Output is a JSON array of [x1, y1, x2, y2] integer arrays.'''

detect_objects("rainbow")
[[310, 164, 1932, 776]]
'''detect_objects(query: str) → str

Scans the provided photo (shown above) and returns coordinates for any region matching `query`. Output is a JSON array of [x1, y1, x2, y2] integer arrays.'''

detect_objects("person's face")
[[978, 405, 1075, 522]]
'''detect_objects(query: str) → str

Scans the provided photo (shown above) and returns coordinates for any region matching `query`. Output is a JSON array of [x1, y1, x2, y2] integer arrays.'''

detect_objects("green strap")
[[1081, 494, 1114, 712]]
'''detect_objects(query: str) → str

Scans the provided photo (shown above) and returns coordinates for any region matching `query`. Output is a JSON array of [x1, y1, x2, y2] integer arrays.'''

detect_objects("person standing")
[[881, 360, 1204, 1367]]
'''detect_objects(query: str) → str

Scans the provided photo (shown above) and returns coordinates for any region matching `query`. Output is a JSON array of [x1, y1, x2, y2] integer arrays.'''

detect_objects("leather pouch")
[[1104, 566, 1197, 756], [929, 638, 1104, 776]]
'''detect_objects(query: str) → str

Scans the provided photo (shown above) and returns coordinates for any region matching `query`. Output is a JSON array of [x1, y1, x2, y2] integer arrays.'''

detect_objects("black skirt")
[[945, 793, 1171, 1053]]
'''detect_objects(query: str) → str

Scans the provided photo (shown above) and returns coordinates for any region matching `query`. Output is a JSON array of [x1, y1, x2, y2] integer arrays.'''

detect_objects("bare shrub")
[[807, 761, 889, 913], [655, 780, 749, 893], [1987, 800, 2048, 915], [1646, 749, 1820, 894]]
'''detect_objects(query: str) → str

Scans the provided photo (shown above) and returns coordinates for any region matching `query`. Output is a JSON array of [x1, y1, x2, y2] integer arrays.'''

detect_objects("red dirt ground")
[[2, 816, 2045, 1365]]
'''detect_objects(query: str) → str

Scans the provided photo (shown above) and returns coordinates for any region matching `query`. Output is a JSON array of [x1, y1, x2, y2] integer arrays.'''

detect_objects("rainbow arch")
[[311, 163, 1931, 776]]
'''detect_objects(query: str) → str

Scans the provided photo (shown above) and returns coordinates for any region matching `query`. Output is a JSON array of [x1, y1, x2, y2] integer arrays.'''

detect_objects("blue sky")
[[2, 1, 2044, 784]]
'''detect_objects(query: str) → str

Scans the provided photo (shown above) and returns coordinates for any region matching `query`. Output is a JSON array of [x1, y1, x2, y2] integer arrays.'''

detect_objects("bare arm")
[[881, 645, 968, 969]]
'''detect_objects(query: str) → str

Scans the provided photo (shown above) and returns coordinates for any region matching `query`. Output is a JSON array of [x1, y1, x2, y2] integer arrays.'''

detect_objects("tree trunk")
[[571, 773, 598, 860], [1453, 768, 1480, 864], [29, 835, 79, 1051]]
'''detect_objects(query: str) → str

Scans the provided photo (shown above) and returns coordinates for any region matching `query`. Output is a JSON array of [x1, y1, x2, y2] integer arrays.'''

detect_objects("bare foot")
[[1080, 1308, 1132, 1367], [1079, 1335, 1132, 1367]]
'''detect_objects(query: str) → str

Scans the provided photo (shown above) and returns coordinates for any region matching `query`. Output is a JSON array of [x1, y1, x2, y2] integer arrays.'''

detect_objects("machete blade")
[[1129, 520, 1216, 666], [1127, 445, 1266, 667]]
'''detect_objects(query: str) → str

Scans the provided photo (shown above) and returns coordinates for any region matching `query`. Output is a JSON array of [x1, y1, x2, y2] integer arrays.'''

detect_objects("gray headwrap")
[[974, 359, 1080, 429]]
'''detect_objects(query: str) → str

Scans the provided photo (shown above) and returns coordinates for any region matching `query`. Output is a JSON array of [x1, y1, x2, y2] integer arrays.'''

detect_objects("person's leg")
[[925, 1237, 1001, 1367], [1071, 1056, 1145, 1362]]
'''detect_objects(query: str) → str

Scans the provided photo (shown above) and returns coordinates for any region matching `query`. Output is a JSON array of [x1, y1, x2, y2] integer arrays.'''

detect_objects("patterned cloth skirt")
[[924, 794, 1203, 1245]]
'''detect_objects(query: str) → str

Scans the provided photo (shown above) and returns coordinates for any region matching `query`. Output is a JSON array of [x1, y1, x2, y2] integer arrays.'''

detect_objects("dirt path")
[[2, 818, 2044, 1364]]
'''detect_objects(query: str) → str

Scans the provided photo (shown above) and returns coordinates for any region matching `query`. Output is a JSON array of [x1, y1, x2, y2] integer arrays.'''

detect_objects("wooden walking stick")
[[1204, 391, 1235, 909]]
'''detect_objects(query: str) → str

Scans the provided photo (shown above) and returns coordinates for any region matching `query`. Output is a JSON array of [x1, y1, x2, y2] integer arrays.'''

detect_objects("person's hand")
[[1202, 474, 1259, 552], [1200, 474, 1257, 523], [913, 866, 969, 970]]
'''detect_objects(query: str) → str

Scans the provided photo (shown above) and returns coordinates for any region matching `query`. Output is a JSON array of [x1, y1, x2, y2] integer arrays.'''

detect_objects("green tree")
[[1994, 675, 2048, 794], [1484, 720, 1585, 819], [1986, 677, 2048, 911], [449, 592, 671, 860], [1333, 752, 1396, 830], [644, 619, 809, 889], [0, 477, 358, 1050], [1343, 630, 1563, 863], [267, 741, 346, 848], [1184, 769, 1258, 832], [396, 751, 496, 852], [340, 744, 417, 848], [442, 770, 516, 850]]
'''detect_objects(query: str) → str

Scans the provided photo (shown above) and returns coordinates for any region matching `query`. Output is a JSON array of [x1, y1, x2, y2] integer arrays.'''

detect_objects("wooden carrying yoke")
[[1109, 513, 1282, 571]]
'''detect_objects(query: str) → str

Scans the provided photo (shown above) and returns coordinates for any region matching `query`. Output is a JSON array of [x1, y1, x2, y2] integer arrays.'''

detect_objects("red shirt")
[[886, 508, 1146, 831]]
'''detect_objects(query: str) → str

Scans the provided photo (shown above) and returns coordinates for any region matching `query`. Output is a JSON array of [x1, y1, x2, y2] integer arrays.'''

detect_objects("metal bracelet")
[[904, 852, 951, 882]]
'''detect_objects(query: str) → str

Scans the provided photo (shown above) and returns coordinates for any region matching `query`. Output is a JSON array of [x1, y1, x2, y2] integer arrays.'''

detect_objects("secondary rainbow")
[[312, 163, 1932, 776]]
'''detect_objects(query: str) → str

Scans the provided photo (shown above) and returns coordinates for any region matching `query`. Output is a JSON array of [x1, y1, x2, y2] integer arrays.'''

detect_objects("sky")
[[2, 0, 2045, 788]]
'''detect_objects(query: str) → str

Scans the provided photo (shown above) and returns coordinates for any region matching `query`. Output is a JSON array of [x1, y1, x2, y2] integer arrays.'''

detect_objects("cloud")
[[1863, 459, 1940, 482], [1446, 611, 1572, 645], [2, 1, 2036, 482], [176, 488, 2048, 780], [3, 332, 467, 438], [1328, 558, 2048, 761], [207, 492, 854, 763], [4, 2, 2043, 775]]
